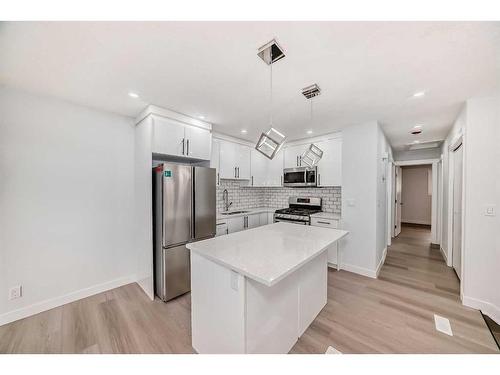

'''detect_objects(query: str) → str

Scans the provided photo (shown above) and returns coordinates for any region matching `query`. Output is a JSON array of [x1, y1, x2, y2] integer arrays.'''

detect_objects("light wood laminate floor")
[[1, 225, 498, 353]]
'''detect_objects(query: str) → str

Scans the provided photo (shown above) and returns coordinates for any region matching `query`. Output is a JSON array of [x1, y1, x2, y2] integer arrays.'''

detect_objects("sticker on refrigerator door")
[[164, 170, 172, 178]]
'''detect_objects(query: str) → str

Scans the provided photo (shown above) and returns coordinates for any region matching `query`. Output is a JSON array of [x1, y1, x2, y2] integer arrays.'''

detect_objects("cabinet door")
[[251, 149, 268, 186], [211, 139, 221, 186], [219, 140, 237, 179], [227, 216, 245, 233], [267, 150, 284, 186], [184, 126, 212, 160], [259, 212, 268, 226], [247, 214, 260, 229], [216, 221, 228, 236], [236, 144, 251, 180], [284, 144, 307, 168], [316, 138, 342, 187], [152, 116, 185, 157]]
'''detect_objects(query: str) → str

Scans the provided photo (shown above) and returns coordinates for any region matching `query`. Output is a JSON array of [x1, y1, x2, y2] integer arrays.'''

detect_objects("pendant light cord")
[[270, 57, 273, 126]]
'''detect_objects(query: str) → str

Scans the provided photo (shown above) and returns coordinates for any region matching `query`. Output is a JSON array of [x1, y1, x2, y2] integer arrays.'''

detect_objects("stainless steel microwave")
[[283, 166, 317, 187]]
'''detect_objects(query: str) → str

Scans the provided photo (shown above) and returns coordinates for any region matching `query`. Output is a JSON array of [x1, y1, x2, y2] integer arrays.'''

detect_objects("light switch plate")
[[9, 285, 22, 300]]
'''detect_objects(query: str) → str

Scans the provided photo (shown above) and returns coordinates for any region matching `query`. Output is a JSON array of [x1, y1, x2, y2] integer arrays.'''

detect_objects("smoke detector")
[[302, 84, 321, 99], [257, 39, 286, 65]]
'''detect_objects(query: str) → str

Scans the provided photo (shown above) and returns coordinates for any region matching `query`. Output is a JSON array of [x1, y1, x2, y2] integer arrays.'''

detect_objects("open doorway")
[[451, 142, 464, 280]]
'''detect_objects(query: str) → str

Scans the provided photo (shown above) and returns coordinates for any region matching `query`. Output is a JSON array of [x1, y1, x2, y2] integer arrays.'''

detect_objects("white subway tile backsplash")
[[217, 180, 341, 214]]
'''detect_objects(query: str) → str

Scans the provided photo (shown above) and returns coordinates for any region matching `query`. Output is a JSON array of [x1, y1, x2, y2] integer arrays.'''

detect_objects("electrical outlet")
[[9, 285, 22, 300]]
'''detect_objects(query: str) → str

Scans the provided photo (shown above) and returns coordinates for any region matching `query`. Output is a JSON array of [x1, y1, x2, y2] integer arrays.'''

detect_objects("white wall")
[[461, 96, 500, 323], [0, 87, 137, 325], [394, 147, 441, 161], [401, 165, 432, 225], [341, 121, 392, 278]]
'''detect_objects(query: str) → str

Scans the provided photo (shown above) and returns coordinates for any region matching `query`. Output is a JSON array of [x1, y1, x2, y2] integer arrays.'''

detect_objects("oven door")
[[283, 167, 317, 187], [274, 217, 309, 225]]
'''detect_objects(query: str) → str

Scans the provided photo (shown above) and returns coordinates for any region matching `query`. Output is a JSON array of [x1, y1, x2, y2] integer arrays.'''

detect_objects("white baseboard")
[[376, 247, 388, 277], [0, 275, 137, 327], [341, 263, 378, 279], [463, 295, 500, 325], [439, 246, 448, 264]]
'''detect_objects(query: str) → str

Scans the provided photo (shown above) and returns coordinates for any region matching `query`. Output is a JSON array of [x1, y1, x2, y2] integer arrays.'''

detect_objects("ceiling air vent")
[[302, 84, 321, 99], [257, 39, 286, 65]]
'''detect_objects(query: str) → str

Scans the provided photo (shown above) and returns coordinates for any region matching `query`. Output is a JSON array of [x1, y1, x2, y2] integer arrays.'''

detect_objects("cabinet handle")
[[280, 175, 283, 186], [186, 139, 190, 155], [318, 174, 321, 186], [234, 167, 237, 178], [317, 221, 331, 225], [182, 138, 185, 155], [296, 155, 299, 166], [299, 155, 302, 166], [237, 167, 239, 178], [217, 173, 220, 185], [252, 176, 254, 186]]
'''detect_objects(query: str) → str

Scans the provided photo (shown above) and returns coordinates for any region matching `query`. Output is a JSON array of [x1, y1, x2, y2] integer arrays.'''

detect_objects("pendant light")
[[255, 39, 286, 160], [301, 84, 323, 168]]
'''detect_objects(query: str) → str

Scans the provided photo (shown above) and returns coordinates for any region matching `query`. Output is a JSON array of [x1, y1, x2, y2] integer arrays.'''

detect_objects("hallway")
[[291, 224, 498, 353]]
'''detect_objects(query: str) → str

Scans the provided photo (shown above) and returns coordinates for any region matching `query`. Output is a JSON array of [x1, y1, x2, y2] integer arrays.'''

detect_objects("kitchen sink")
[[220, 210, 249, 215]]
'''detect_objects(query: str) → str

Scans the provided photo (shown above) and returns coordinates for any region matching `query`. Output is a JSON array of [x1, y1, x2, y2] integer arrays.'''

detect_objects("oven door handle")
[[274, 217, 308, 225]]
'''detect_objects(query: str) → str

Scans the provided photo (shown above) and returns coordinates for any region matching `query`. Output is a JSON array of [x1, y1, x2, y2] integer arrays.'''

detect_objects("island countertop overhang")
[[186, 222, 349, 287]]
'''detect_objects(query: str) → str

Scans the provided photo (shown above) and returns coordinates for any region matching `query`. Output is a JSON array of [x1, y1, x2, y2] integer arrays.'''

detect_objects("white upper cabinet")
[[267, 150, 284, 186], [284, 144, 307, 168], [218, 139, 251, 180], [184, 125, 211, 160], [251, 148, 284, 187], [250, 149, 268, 186], [316, 137, 342, 187], [152, 116, 185, 156], [211, 139, 221, 186], [151, 114, 211, 160]]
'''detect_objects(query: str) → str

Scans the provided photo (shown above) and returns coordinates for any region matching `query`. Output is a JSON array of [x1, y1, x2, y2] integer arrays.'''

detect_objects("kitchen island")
[[186, 222, 348, 354]]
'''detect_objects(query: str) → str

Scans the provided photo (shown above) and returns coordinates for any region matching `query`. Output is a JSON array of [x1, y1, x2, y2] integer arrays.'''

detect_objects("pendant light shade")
[[256, 127, 286, 159], [301, 143, 323, 167]]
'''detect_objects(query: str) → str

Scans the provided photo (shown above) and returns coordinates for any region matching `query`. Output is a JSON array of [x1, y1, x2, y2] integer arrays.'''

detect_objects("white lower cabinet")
[[227, 216, 245, 234], [310, 217, 341, 270], [219, 211, 273, 236]]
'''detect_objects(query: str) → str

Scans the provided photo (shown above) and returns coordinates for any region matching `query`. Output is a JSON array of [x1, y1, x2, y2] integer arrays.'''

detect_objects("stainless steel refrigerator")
[[153, 163, 216, 302]]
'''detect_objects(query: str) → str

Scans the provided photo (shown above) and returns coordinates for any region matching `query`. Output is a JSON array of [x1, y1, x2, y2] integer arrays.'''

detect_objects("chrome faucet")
[[222, 189, 233, 211]]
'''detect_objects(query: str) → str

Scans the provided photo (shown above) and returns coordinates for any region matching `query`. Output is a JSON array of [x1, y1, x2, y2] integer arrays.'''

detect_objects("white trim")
[[135, 104, 212, 131], [439, 246, 448, 264], [430, 161, 439, 243], [376, 247, 388, 277], [212, 131, 254, 147], [0, 275, 137, 326], [394, 158, 439, 166], [463, 295, 500, 325], [283, 131, 342, 147], [341, 263, 378, 279]]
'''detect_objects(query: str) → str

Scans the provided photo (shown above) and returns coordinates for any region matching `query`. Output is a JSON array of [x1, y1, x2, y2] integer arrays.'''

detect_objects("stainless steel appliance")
[[153, 163, 216, 302], [283, 166, 317, 187], [274, 197, 322, 225]]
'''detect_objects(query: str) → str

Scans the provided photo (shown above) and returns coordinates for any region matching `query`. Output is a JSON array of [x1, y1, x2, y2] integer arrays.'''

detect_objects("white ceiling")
[[1, 21, 499, 148]]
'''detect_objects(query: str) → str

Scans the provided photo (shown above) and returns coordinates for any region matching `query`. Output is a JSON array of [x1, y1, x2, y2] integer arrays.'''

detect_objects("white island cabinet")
[[186, 222, 348, 354]]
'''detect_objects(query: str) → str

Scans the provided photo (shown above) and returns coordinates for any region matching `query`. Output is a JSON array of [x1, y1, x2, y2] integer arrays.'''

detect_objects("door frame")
[[394, 158, 440, 244], [448, 134, 465, 298]]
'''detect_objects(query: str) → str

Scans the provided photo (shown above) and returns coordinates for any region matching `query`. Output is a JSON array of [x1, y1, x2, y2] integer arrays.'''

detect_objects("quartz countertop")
[[310, 212, 341, 220], [187, 222, 348, 287], [216, 207, 283, 220]]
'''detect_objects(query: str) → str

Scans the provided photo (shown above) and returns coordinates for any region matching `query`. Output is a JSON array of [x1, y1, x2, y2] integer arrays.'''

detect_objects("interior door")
[[452, 144, 463, 279], [395, 166, 402, 236]]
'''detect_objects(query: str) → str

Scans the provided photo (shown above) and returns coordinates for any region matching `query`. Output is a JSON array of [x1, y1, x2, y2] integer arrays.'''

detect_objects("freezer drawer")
[[160, 244, 191, 302], [193, 167, 216, 240]]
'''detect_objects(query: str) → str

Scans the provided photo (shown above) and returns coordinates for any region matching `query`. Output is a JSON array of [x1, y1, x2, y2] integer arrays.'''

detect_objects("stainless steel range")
[[274, 197, 322, 225]]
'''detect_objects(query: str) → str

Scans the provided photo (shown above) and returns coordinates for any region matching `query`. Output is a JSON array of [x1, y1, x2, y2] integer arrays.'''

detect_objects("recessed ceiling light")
[[412, 91, 426, 98], [128, 92, 139, 98], [198, 115, 205, 120], [414, 124, 423, 129], [413, 140, 420, 144], [306, 130, 313, 134], [241, 129, 247, 134]]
